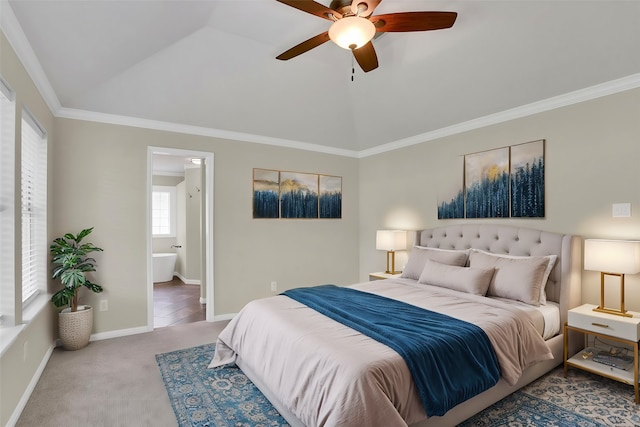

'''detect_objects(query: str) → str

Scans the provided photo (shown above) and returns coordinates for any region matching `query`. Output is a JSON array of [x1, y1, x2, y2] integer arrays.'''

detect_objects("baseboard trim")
[[90, 325, 152, 342], [212, 313, 236, 322], [174, 272, 200, 285], [6, 343, 55, 427]]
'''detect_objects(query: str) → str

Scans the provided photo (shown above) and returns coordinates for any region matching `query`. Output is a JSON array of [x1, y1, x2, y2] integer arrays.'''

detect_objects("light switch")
[[612, 203, 631, 218]]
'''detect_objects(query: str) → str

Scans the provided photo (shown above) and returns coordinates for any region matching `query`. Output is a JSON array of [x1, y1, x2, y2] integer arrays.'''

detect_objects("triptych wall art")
[[253, 168, 342, 219], [438, 139, 545, 219]]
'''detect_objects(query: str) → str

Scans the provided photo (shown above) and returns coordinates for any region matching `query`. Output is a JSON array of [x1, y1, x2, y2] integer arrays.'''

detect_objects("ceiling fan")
[[275, 0, 458, 72]]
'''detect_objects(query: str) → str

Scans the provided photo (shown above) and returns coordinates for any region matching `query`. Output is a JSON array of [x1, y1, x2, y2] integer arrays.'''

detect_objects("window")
[[21, 109, 47, 307], [0, 78, 16, 323], [152, 186, 176, 237]]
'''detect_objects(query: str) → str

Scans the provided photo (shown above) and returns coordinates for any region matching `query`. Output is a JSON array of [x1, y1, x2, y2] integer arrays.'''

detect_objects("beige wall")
[[359, 88, 640, 310], [52, 118, 361, 332], [177, 166, 202, 282], [152, 175, 183, 186], [151, 237, 177, 255]]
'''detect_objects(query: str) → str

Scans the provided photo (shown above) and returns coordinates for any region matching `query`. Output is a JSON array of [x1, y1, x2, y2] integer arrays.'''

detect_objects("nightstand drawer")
[[568, 304, 640, 341]]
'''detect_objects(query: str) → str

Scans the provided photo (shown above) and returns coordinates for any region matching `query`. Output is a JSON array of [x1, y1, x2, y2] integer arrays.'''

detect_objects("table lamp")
[[584, 239, 640, 317], [376, 230, 406, 274]]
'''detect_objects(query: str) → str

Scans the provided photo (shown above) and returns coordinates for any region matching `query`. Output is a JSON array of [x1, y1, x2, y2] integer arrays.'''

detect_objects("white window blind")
[[152, 186, 176, 237], [0, 78, 16, 323], [21, 109, 47, 307]]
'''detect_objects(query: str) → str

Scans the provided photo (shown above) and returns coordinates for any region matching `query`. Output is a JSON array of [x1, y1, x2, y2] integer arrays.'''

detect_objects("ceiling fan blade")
[[276, 32, 331, 60], [352, 41, 378, 72], [276, 0, 342, 21], [350, 0, 382, 18], [371, 11, 457, 32]]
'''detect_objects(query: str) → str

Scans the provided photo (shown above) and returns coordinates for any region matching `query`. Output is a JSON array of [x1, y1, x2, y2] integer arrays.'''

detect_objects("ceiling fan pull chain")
[[351, 56, 355, 82]]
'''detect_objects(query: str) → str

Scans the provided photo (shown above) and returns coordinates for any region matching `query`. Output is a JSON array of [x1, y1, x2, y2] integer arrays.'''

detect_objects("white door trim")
[[147, 146, 215, 327]]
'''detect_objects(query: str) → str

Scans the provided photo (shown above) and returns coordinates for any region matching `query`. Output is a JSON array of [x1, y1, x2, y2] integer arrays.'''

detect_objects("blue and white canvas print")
[[465, 147, 510, 218], [319, 175, 342, 219], [253, 168, 280, 219], [510, 140, 545, 217], [280, 171, 319, 219], [438, 157, 464, 219]]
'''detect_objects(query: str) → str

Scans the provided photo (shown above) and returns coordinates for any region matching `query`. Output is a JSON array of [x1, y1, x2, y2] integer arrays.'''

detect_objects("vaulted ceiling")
[[3, 0, 640, 156]]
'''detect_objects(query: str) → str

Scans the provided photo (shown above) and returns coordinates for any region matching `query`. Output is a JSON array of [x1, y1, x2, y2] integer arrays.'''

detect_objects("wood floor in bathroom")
[[153, 277, 205, 328]]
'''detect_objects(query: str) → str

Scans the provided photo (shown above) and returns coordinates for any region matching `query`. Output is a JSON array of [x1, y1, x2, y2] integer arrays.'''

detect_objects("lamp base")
[[384, 250, 399, 276], [593, 306, 633, 318], [594, 272, 632, 317]]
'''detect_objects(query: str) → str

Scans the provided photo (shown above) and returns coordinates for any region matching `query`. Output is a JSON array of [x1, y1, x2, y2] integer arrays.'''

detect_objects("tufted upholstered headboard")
[[414, 224, 582, 327]]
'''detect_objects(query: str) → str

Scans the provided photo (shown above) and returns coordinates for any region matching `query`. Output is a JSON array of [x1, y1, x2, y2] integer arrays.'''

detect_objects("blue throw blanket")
[[282, 285, 500, 417]]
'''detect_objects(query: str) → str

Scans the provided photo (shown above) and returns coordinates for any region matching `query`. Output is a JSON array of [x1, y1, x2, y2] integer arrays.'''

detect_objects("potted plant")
[[50, 227, 103, 350]]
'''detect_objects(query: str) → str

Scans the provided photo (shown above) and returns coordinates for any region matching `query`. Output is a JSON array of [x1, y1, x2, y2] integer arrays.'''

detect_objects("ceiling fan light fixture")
[[328, 16, 376, 50]]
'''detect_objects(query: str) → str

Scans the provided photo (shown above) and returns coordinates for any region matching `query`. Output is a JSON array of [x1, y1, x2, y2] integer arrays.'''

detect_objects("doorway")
[[147, 147, 214, 329]]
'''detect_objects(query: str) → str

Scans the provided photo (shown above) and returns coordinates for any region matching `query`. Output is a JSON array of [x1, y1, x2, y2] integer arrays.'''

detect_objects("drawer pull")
[[591, 322, 609, 328]]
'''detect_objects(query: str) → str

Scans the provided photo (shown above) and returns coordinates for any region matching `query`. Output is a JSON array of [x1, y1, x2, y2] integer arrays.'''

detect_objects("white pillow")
[[418, 259, 495, 296], [470, 249, 557, 304], [401, 247, 470, 280], [468, 250, 555, 306]]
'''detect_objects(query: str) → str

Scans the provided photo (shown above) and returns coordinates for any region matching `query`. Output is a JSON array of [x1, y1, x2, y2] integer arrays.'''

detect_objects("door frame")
[[146, 146, 215, 327]]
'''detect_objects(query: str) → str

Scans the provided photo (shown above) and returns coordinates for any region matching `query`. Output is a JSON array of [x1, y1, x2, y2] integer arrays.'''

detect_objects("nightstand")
[[564, 303, 640, 403], [369, 272, 402, 281]]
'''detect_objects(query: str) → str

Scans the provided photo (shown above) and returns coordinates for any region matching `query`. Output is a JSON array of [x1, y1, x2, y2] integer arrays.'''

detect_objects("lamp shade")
[[328, 16, 376, 50], [376, 230, 406, 251], [584, 239, 640, 274]]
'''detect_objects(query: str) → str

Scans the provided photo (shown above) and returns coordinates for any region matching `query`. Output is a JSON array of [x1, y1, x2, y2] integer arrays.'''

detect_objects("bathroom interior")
[[151, 153, 206, 328]]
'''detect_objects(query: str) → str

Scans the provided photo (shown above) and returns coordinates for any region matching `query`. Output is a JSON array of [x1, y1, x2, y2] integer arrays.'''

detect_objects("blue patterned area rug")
[[157, 344, 639, 427], [459, 391, 604, 426], [460, 366, 639, 427], [156, 343, 288, 427]]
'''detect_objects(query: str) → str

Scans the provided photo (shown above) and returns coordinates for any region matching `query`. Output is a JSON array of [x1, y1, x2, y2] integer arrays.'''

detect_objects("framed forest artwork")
[[253, 169, 342, 219], [319, 175, 342, 219], [437, 157, 464, 219], [253, 169, 280, 219], [464, 147, 510, 218], [438, 139, 545, 219], [280, 171, 319, 219], [510, 140, 545, 217]]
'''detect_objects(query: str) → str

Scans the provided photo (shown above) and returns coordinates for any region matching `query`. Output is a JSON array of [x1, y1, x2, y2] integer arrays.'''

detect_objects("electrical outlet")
[[99, 299, 108, 311], [270, 281, 277, 292]]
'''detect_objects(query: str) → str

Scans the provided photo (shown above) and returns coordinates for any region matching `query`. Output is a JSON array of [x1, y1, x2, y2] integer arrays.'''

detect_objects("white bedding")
[[209, 279, 553, 427], [487, 297, 560, 339]]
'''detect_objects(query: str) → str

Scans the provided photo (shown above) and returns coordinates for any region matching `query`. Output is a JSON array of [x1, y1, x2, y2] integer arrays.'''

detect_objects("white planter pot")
[[59, 305, 93, 350]]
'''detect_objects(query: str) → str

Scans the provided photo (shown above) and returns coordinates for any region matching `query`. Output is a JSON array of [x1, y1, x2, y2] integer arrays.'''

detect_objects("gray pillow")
[[469, 249, 557, 304], [418, 259, 495, 295], [468, 250, 550, 306], [401, 247, 469, 280]]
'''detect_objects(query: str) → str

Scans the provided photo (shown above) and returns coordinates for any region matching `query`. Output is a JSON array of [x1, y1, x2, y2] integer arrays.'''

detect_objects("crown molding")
[[358, 73, 640, 158], [56, 107, 360, 158], [58, 74, 640, 160]]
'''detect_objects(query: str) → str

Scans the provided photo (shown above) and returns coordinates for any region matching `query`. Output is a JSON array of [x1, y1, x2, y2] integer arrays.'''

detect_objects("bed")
[[209, 224, 582, 426]]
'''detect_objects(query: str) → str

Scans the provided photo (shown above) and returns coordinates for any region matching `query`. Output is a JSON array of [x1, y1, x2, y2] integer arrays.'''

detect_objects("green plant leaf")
[[60, 269, 87, 289], [51, 288, 76, 308], [84, 281, 103, 293], [75, 227, 94, 243], [50, 227, 103, 309]]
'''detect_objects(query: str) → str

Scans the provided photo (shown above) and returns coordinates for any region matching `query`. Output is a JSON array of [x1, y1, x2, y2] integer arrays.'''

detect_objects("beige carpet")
[[16, 320, 228, 427]]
